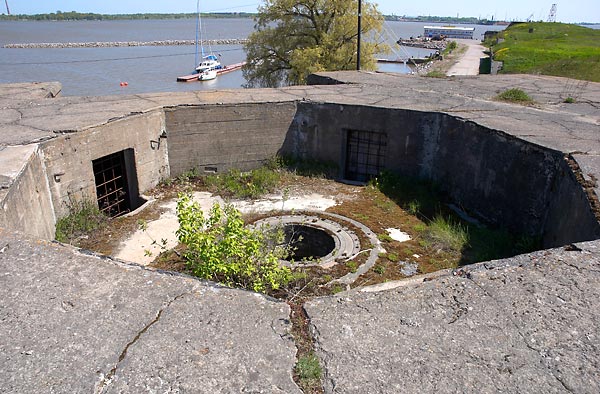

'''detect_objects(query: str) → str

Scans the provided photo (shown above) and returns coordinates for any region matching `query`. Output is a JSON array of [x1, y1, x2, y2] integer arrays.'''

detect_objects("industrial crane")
[[547, 4, 557, 22], [4, 0, 9, 15]]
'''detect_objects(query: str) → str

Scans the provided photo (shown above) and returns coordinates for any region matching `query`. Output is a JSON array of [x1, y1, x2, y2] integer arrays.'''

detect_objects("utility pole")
[[357, 0, 362, 70], [4, 0, 10, 15]]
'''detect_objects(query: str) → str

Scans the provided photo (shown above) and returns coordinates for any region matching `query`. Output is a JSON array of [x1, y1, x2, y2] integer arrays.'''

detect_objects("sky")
[[5, 1, 600, 23]]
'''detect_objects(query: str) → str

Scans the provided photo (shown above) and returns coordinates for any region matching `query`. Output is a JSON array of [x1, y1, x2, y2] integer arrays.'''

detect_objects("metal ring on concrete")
[[251, 215, 361, 269]]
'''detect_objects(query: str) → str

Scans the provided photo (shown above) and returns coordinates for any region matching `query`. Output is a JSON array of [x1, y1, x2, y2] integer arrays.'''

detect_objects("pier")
[[176, 62, 246, 82]]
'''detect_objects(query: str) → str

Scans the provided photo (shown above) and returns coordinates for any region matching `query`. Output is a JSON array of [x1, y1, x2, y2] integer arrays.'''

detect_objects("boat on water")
[[198, 68, 217, 81], [193, 0, 222, 79], [196, 54, 222, 73]]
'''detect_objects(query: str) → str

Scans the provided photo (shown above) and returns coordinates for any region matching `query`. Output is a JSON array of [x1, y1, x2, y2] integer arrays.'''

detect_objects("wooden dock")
[[177, 62, 246, 82]]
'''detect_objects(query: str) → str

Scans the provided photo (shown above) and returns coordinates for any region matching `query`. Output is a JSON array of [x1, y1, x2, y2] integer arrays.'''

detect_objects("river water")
[[0, 18, 511, 96]]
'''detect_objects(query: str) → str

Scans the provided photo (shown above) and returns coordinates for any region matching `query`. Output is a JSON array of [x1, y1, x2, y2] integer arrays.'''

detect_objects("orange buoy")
[[119, 82, 128, 87]]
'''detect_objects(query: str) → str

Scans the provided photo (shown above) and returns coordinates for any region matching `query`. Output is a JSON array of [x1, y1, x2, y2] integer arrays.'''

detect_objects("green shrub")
[[55, 198, 107, 244], [564, 97, 576, 103], [495, 88, 534, 104], [176, 193, 292, 293]]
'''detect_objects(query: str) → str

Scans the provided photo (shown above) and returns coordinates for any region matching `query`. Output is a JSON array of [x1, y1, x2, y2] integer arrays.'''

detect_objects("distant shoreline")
[[0, 12, 597, 25]]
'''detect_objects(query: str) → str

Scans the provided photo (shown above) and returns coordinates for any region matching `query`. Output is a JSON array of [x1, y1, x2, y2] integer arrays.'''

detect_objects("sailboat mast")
[[195, 0, 200, 67]]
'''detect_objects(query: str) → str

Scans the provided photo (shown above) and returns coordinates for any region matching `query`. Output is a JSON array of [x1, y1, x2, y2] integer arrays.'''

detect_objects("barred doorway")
[[344, 130, 387, 182], [92, 149, 141, 218]]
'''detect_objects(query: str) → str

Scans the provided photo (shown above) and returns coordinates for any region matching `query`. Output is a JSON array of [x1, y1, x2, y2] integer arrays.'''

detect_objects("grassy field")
[[492, 22, 600, 82]]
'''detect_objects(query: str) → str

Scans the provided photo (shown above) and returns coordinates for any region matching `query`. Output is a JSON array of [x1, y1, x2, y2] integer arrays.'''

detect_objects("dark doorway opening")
[[92, 149, 142, 218], [344, 129, 387, 182]]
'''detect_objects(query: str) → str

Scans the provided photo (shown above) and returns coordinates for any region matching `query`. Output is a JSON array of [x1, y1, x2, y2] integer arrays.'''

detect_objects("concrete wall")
[[283, 102, 600, 246], [41, 110, 169, 220], [165, 102, 297, 176], [0, 147, 56, 239]]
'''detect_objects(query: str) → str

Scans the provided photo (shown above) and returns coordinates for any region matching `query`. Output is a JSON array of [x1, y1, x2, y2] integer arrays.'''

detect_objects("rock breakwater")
[[4, 39, 248, 49]]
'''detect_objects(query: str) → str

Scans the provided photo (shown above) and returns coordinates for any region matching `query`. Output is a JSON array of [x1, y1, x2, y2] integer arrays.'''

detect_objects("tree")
[[243, 0, 388, 87]]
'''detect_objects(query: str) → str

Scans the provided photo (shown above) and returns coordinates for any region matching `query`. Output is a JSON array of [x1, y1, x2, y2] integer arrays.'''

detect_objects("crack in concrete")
[[95, 291, 190, 394]]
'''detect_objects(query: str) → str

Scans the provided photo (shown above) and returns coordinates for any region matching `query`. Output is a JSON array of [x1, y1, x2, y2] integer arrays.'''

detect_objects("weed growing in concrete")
[[55, 198, 107, 244], [495, 88, 534, 104], [296, 353, 322, 383], [564, 97, 576, 103]]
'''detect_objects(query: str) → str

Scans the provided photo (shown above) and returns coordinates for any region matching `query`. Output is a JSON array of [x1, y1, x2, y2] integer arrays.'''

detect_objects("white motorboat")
[[195, 54, 221, 73], [198, 69, 217, 81]]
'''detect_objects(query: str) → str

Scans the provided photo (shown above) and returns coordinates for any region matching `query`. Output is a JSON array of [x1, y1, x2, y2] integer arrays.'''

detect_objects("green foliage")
[[425, 70, 447, 78], [280, 155, 339, 178], [564, 97, 576, 103], [495, 88, 534, 104], [386, 253, 400, 262], [243, 0, 389, 87], [176, 194, 292, 293], [373, 265, 386, 275], [205, 166, 281, 199], [370, 170, 440, 219], [295, 353, 322, 382], [55, 197, 107, 244], [377, 233, 393, 242], [424, 216, 469, 253], [493, 22, 600, 82], [447, 41, 458, 51], [346, 260, 358, 273]]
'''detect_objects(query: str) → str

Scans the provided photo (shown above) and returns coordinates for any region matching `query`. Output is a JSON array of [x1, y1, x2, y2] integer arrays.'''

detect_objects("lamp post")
[[357, 0, 362, 70]]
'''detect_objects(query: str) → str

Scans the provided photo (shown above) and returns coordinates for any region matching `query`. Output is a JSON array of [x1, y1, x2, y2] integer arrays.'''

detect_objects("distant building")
[[424, 26, 475, 39]]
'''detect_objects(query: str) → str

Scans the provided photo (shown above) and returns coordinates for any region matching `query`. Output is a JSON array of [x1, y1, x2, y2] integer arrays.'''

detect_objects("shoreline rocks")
[[4, 39, 249, 49]]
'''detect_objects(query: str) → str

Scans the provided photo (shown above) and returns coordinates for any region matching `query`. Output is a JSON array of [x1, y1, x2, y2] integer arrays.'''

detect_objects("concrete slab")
[[0, 229, 300, 393], [0, 144, 37, 188], [305, 242, 600, 394]]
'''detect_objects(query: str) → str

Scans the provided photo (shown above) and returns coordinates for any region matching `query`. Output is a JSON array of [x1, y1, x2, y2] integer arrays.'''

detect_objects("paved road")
[[446, 39, 486, 76]]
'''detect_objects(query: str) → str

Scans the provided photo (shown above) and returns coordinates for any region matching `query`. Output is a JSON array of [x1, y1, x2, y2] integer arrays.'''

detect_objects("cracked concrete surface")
[[0, 229, 300, 393], [305, 242, 600, 394]]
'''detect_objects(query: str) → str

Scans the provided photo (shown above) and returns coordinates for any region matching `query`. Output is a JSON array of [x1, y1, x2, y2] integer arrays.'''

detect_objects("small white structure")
[[424, 26, 475, 39]]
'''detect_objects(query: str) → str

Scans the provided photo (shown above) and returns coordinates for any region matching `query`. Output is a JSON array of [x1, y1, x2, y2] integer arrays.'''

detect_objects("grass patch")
[[205, 166, 281, 199], [370, 171, 440, 220], [281, 155, 338, 178], [424, 215, 469, 253], [295, 352, 322, 391], [55, 198, 108, 244], [493, 22, 600, 82], [495, 88, 534, 104], [425, 70, 446, 78]]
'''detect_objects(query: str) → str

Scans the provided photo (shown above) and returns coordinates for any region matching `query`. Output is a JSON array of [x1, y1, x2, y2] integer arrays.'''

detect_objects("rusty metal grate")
[[345, 129, 387, 182], [93, 151, 131, 218]]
